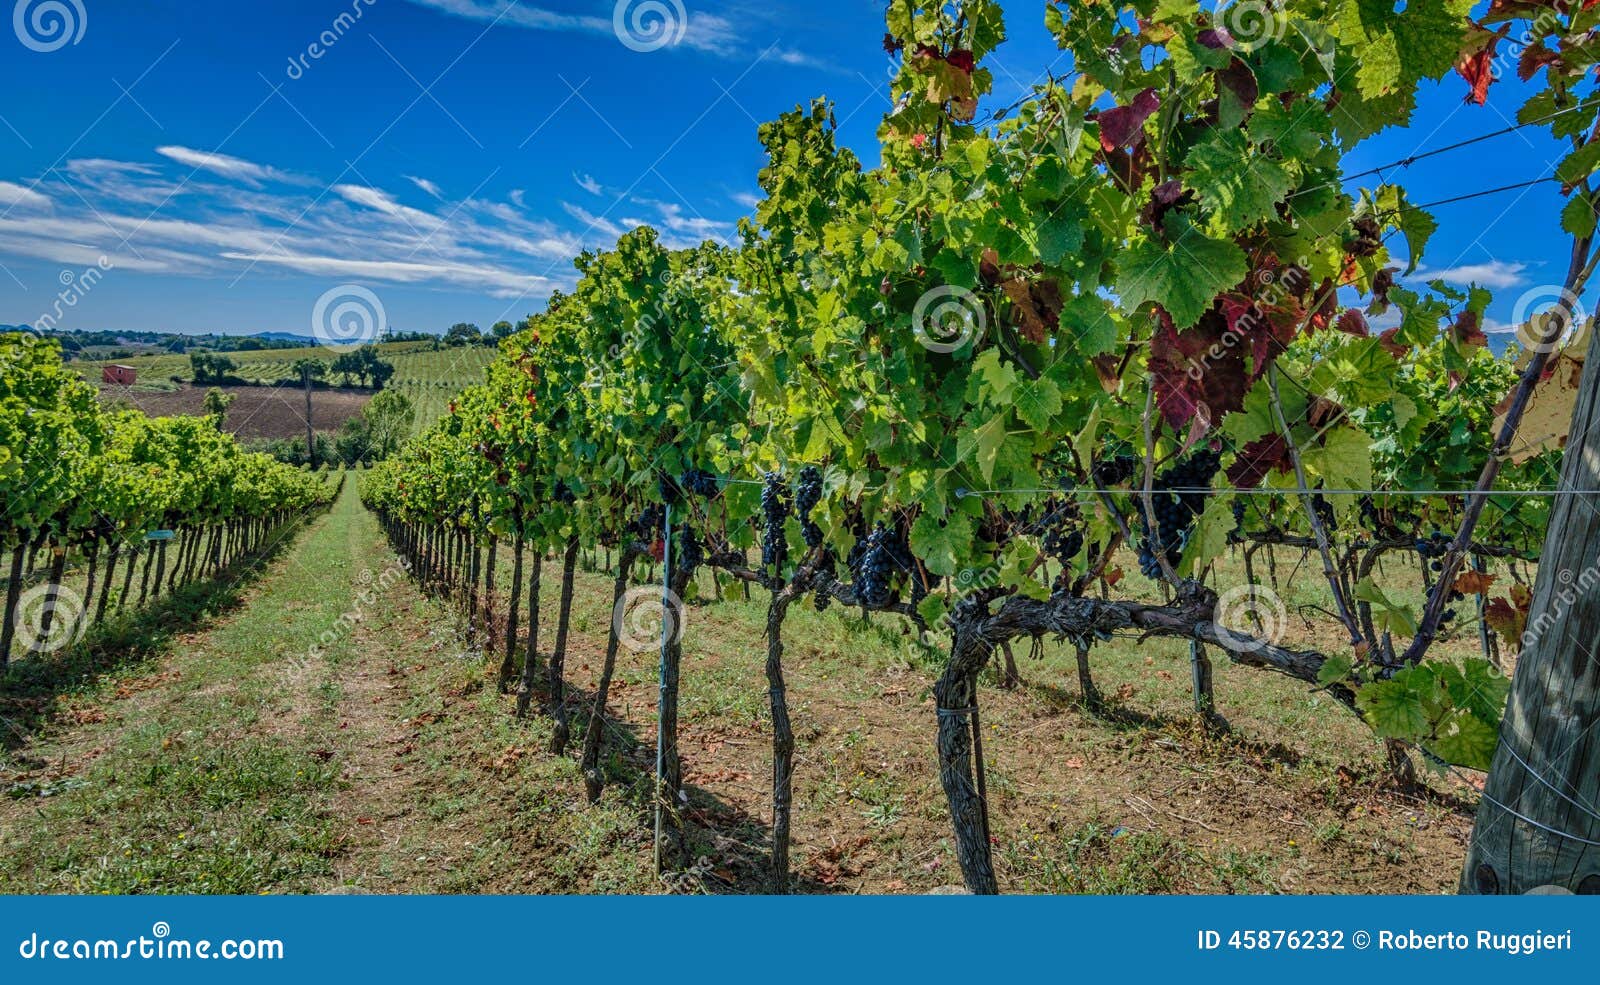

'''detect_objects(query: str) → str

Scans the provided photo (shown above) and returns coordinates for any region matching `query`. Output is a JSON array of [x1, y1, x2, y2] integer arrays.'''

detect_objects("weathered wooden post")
[[1462, 316, 1600, 895]]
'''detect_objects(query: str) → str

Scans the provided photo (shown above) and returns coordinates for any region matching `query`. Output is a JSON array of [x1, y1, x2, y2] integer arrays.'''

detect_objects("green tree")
[[189, 352, 237, 384], [491, 320, 516, 341], [362, 388, 414, 459], [445, 322, 482, 347], [202, 387, 234, 430]]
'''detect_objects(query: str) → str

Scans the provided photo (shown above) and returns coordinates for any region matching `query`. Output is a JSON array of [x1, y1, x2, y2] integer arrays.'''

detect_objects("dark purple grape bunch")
[[676, 523, 703, 576], [795, 465, 824, 549], [1136, 447, 1222, 580], [853, 523, 894, 608], [760, 471, 790, 575]]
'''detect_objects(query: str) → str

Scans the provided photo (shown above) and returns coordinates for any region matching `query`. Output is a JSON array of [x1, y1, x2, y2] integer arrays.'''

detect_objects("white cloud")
[[634, 197, 734, 244], [407, 175, 444, 199], [574, 172, 603, 195], [731, 190, 761, 210], [62, 159, 184, 206], [562, 202, 628, 241], [509, 189, 527, 208], [155, 146, 293, 186], [218, 250, 548, 298], [0, 144, 738, 307], [0, 181, 50, 211], [1412, 260, 1528, 290], [400, 0, 809, 62]]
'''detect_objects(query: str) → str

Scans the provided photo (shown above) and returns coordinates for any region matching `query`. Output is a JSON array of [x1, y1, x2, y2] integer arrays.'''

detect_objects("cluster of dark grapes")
[[678, 468, 719, 498], [675, 524, 703, 576], [1091, 454, 1138, 487], [1136, 448, 1221, 579], [760, 471, 789, 573], [795, 466, 824, 548], [1412, 531, 1467, 626], [1029, 495, 1084, 567], [1358, 495, 1380, 530], [552, 480, 577, 505], [1414, 530, 1451, 570], [629, 504, 665, 540], [853, 523, 894, 608], [1310, 493, 1337, 532]]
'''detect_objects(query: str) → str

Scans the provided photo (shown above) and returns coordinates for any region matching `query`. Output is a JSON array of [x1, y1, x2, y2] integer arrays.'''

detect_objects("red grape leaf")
[[1455, 24, 1510, 106], [1226, 432, 1291, 489], [1097, 88, 1160, 152], [1149, 309, 1248, 429]]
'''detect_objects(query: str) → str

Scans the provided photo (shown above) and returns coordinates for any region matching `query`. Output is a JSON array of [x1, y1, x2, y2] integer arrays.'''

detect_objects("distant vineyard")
[[75, 341, 496, 436]]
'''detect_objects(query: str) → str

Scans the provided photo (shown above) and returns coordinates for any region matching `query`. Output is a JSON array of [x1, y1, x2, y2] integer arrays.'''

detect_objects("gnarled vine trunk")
[[548, 536, 580, 754]]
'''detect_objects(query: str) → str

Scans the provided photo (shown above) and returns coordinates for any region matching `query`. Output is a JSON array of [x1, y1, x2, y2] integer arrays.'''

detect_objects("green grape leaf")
[[1011, 376, 1062, 432], [1115, 233, 1248, 330], [1185, 130, 1295, 231], [911, 510, 974, 578]]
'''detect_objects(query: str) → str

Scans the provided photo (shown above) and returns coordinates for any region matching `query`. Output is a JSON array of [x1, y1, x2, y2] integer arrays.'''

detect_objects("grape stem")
[[1266, 366, 1365, 649], [1138, 384, 1183, 587]]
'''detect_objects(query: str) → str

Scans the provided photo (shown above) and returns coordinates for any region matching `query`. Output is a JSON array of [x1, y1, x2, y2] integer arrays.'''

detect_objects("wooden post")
[[1463, 317, 1600, 895]]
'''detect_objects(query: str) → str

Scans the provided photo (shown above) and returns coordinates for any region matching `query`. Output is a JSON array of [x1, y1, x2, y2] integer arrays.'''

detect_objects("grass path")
[[0, 479, 1482, 894]]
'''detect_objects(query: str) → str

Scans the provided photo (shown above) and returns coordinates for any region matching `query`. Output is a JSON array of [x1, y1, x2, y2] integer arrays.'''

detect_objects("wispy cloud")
[[0, 147, 736, 302], [401, 0, 814, 64], [0, 181, 50, 211], [730, 190, 761, 209], [155, 146, 295, 186], [1412, 260, 1528, 290], [407, 175, 444, 199], [574, 172, 603, 195]]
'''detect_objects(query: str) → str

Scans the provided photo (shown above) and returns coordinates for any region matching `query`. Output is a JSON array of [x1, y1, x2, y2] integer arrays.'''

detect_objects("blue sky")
[[0, 0, 1576, 339]]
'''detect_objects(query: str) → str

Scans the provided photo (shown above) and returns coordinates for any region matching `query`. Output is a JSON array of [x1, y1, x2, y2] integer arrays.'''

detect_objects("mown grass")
[[0, 482, 1482, 894]]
